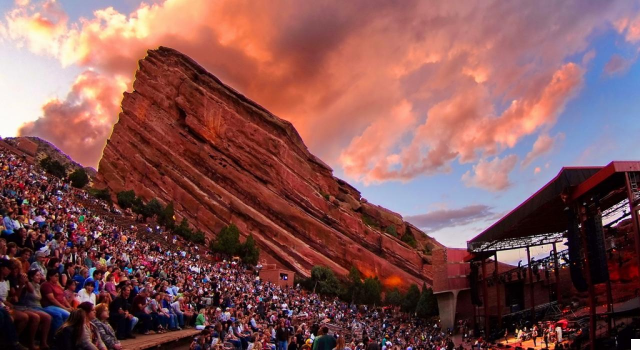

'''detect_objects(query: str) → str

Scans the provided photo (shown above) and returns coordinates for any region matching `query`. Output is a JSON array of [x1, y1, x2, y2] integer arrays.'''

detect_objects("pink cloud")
[[18, 71, 127, 167], [1, 0, 638, 177], [462, 155, 518, 191], [603, 54, 636, 76], [405, 204, 495, 233], [534, 167, 542, 174], [521, 133, 565, 168]]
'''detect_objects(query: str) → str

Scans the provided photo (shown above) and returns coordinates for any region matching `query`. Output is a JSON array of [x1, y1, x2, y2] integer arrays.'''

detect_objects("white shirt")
[[76, 289, 96, 305]]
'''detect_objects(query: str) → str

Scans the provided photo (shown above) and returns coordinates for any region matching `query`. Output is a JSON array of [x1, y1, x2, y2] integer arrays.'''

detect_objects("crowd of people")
[[0, 147, 463, 350]]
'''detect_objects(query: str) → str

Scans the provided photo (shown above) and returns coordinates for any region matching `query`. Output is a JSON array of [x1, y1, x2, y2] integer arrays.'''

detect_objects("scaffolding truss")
[[467, 231, 565, 253]]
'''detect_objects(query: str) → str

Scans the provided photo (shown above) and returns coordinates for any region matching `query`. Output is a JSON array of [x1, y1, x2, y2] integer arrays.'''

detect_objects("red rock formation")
[[4, 136, 97, 178], [97, 47, 443, 288]]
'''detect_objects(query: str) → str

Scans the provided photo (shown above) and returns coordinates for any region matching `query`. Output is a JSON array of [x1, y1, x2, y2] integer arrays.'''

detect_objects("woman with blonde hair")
[[333, 336, 346, 350]]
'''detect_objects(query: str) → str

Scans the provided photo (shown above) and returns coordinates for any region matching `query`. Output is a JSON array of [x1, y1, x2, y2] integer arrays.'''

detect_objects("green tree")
[[40, 156, 67, 178], [88, 188, 111, 202], [191, 230, 206, 244], [142, 198, 163, 219], [239, 234, 260, 265], [174, 218, 193, 238], [385, 288, 404, 306], [402, 283, 421, 313], [158, 202, 176, 229], [310, 266, 341, 296], [69, 168, 89, 188], [361, 277, 382, 305], [131, 196, 145, 215], [416, 284, 439, 318], [210, 224, 241, 256], [117, 190, 137, 209], [346, 266, 363, 303]]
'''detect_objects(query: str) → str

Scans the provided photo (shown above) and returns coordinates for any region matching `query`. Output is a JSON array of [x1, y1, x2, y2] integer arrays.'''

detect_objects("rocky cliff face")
[[97, 47, 442, 288], [4, 136, 97, 178]]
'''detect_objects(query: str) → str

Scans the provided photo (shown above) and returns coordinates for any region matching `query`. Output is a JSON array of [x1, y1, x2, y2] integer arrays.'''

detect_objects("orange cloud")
[[521, 133, 565, 168], [2, 0, 638, 180], [462, 155, 518, 192], [18, 71, 127, 167]]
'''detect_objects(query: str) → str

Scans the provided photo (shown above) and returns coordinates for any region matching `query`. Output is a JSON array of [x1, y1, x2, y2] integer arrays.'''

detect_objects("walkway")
[[120, 329, 200, 350]]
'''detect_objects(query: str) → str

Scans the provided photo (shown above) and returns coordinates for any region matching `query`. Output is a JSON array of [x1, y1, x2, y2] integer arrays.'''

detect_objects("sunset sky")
[[2, 0, 640, 253]]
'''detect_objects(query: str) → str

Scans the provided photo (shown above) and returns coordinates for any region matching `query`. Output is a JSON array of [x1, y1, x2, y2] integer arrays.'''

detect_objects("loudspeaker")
[[470, 262, 482, 306], [584, 212, 610, 284], [566, 209, 588, 292]]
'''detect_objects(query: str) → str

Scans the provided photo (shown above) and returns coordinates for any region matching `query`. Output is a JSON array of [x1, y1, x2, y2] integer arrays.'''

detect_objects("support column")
[[625, 173, 640, 291], [481, 259, 490, 336], [553, 243, 561, 304], [494, 252, 502, 331], [526, 246, 535, 326], [578, 204, 596, 350]]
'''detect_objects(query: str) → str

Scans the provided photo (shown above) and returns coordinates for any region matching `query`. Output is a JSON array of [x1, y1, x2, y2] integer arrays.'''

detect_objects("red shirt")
[[41, 281, 66, 307]]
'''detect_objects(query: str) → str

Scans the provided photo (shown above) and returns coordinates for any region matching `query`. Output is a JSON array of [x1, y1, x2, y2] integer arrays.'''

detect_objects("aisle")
[[120, 329, 200, 350]]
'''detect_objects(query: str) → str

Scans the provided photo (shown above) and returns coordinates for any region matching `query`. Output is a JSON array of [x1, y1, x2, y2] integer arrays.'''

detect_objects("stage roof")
[[468, 161, 640, 252]]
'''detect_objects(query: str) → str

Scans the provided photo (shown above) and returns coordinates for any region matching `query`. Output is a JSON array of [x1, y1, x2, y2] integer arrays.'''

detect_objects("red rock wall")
[[97, 47, 442, 289]]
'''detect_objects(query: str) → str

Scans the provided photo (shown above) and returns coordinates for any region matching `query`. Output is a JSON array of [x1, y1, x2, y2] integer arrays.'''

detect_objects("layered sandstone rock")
[[97, 47, 442, 288], [4, 136, 97, 178]]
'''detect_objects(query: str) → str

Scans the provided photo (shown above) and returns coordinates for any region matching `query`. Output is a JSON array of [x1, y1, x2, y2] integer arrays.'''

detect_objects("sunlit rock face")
[[97, 47, 442, 288]]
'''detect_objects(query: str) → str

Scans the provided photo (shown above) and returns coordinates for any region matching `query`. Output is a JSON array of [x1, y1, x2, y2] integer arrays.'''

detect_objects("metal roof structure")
[[467, 161, 640, 253]]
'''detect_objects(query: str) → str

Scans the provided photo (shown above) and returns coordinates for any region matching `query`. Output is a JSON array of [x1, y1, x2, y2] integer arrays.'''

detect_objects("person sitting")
[[92, 303, 122, 350], [77, 280, 97, 305], [54, 309, 91, 350], [78, 302, 107, 350], [108, 285, 136, 340], [195, 308, 208, 330], [15, 269, 52, 349]]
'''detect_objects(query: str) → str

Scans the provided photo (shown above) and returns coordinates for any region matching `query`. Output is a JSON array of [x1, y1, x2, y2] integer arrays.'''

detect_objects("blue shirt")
[[2, 216, 15, 234], [73, 274, 87, 293]]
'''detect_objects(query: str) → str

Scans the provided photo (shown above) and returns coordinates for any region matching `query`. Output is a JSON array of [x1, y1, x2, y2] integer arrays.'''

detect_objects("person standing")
[[313, 326, 336, 350], [531, 325, 538, 347], [276, 318, 290, 350]]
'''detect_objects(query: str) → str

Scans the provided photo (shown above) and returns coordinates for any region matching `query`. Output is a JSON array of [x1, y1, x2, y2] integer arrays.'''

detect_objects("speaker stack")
[[470, 262, 482, 306], [566, 209, 588, 292]]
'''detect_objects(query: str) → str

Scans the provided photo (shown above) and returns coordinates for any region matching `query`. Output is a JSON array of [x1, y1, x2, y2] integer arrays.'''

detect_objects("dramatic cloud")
[[462, 155, 519, 191], [18, 71, 127, 166], [521, 133, 565, 168], [603, 54, 636, 76], [405, 204, 495, 233], [2, 0, 638, 179]]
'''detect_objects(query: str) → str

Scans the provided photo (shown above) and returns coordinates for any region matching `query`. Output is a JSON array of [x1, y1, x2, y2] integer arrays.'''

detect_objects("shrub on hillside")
[[158, 202, 176, 229], [401, 228, 417, 248], [40, 156, 67, 179], [309, 265, 341, 296], [88, 188, 111, 203], [69, 168, 90, 188], [239, 234, 260, 265], [117, 190, 138, 209], [385, 225, 398, 237], [210, 224, 241, 256], [142, 198, 163, 219]]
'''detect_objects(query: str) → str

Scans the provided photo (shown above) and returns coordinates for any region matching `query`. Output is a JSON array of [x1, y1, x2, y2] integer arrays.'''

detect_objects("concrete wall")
[[260, 268, 294, 288]]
